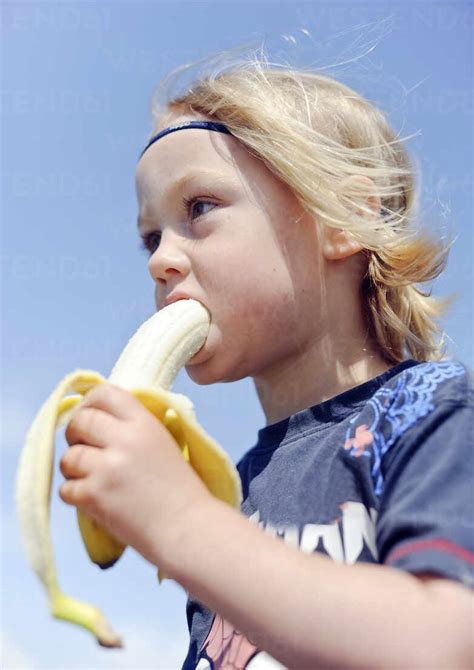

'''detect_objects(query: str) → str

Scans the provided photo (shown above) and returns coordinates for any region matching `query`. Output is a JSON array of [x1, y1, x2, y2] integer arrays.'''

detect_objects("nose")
[[147, 228, 191, 288]]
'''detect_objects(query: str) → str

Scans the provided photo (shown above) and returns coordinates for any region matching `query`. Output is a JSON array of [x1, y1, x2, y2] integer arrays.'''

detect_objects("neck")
[[253, 335, 391, 426]]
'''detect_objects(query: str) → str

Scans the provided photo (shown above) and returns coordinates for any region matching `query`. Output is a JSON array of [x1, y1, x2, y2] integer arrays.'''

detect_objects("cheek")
[[219, 267, 299, 363], [203, 222, 285, 300], [212, 255, 291, 325], [195, 209, 321, 352]]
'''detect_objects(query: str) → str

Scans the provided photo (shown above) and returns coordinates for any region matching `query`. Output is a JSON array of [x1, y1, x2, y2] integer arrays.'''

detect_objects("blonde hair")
[[148, 49, 453, 365]]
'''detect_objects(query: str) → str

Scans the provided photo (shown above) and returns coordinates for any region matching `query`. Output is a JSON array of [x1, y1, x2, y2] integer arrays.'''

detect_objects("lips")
[[164, 293, 193, 307]]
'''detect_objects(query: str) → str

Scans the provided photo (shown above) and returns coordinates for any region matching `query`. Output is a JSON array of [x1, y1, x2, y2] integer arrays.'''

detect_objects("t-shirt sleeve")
[[375, 398, 474, 588]]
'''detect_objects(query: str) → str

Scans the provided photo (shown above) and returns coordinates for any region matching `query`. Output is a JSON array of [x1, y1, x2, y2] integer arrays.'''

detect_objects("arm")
[[161, 498, 473, 670]]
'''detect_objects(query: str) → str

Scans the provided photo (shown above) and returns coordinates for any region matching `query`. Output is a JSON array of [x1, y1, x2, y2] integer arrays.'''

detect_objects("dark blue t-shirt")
[[182, 359, 474, 669]]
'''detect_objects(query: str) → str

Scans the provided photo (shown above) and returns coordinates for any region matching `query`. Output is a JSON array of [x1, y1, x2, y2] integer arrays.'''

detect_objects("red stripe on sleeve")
[[386, 538, 474, 565]]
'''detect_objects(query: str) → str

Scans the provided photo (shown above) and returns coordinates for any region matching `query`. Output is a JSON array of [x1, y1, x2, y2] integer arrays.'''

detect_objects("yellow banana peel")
[[15, 300, 242, 648]]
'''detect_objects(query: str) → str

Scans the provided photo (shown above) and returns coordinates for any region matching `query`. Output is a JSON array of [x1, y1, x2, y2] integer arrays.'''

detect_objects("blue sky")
[[2, 2, 472, 668]]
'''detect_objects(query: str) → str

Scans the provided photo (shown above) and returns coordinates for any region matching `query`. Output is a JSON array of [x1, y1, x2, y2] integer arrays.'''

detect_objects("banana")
[[15, 299, 242, 648]]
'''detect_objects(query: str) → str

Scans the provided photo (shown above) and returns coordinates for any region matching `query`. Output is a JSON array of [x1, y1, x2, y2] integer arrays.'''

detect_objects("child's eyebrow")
[[137, 170, 233, 229]]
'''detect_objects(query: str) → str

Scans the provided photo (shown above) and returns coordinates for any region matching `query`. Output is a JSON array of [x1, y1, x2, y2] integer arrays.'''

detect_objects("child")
[[59, 53, 473, 669]]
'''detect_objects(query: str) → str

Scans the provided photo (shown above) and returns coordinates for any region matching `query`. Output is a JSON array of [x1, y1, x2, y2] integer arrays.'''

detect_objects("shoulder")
[[352, 358, 471, 439], [349, 359, 473, 497], [372, 365, 474, 588], [376, 359, 471, 408], [366, 359, 472, 438]]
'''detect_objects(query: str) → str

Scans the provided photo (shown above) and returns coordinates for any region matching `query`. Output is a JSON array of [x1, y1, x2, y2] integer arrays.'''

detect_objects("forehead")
[[136, 124, 240, 196]]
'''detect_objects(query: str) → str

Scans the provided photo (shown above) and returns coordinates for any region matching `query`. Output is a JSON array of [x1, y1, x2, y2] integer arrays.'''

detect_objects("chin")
[[185, 362, 220, 386], [185, 356, 249, 386], [185, 345, 230, 384]]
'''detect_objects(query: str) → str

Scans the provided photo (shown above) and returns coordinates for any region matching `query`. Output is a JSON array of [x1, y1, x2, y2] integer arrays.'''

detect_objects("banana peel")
[[15, 300, 243, 648]]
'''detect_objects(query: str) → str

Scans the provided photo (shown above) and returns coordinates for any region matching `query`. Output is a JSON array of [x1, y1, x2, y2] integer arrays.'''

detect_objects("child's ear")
[[321, 227, 363, 260], [321, 175, 381, 261]]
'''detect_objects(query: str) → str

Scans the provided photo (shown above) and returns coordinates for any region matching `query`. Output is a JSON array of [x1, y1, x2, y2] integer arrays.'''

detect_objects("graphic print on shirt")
[[195, 501, 377, 669], [343, 361, 466, 494]]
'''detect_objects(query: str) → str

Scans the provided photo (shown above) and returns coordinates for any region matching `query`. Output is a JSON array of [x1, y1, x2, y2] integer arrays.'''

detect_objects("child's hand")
[[58, 383, 213, 569]]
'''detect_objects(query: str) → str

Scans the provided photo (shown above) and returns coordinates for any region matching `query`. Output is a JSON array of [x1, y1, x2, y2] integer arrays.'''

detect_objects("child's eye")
[[139, 231, 161, 257], [138, 195, 218, 257], [182, 195, 216, 220]]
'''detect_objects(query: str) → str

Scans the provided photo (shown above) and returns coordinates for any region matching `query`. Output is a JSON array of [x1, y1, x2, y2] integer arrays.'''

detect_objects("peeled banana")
[[15, 299, 242, 648]]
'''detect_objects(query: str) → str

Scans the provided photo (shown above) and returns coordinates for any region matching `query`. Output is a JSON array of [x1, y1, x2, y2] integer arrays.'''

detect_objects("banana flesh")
[[15, 299, 243, 648]]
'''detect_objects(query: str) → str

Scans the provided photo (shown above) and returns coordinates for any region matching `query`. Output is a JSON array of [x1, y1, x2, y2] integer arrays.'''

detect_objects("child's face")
[[136, 116, 326, 385]]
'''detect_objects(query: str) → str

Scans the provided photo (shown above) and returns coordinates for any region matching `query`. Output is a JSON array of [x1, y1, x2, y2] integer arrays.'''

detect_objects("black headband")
[[139, 121, 233, 160]]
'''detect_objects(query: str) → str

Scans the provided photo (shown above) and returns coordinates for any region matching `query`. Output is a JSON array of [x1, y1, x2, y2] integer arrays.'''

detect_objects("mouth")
[[161, 295, 212, 363], [163, 295, 211, 324], [164, 293, 192, 307]]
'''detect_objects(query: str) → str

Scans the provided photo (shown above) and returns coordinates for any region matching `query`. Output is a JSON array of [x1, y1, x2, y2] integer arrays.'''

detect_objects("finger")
[[58, 477, 92, 507], [65, 406, 118, 449], [59, 444, 100, 480], [80, 383, 143, 421]]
